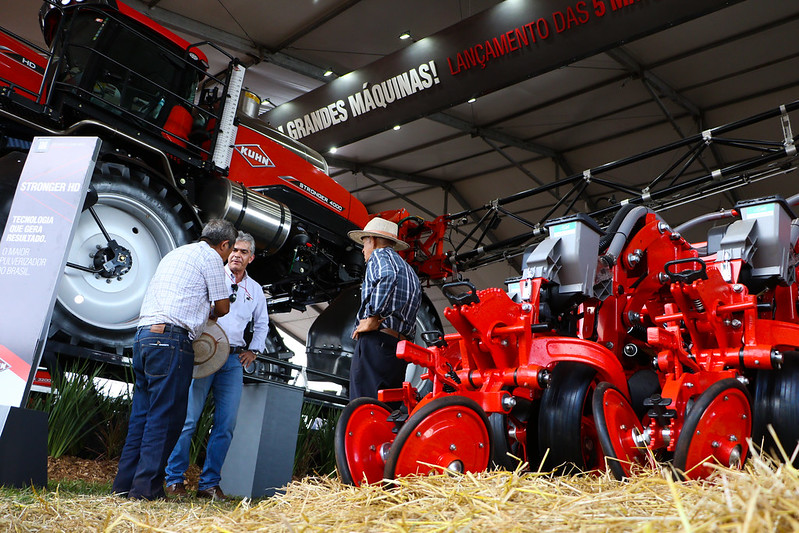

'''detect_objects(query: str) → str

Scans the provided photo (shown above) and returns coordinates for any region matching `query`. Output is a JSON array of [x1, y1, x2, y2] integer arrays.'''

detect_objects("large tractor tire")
[[404, 293, 444, 395], [50, 162, 199, 352], [307, 287, 444, 397]]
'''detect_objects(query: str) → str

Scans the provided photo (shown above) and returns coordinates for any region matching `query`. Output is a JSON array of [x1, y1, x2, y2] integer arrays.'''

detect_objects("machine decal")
[[272, 177, 345, 212], [234, 144, 275, 168], [0, 46, 45, 74]]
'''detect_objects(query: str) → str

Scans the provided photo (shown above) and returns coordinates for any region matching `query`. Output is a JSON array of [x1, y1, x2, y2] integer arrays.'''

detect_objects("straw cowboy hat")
[[192, 319, 230, 378], [347, 217, 409, 251]]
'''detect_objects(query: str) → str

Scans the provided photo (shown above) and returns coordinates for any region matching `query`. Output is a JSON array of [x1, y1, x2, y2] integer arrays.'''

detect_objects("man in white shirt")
[[165, 231, 268, 500]]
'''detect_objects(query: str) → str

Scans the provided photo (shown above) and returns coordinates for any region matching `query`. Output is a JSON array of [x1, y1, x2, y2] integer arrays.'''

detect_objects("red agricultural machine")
[[595, 196, 799, 480], [336, 101, 799, 483]]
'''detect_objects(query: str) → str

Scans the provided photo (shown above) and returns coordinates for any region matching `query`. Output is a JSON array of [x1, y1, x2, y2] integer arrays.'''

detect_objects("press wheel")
[[384, 395, 491, 479], [335, 398, 396, 486], [673, 379, 751, 480], [593, 382, 650, 480], [752, 355, 799, 466], [538, 362, 602, 473]]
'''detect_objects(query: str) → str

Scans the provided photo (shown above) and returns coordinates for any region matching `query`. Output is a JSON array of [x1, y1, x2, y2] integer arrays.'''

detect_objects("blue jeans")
[[112, 326, 194, 500], [165, 351, 243, 490]]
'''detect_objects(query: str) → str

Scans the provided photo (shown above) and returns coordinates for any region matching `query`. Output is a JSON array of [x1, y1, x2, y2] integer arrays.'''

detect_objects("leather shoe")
[[196, 485, 227, 501], [166, 483, 188, 498]]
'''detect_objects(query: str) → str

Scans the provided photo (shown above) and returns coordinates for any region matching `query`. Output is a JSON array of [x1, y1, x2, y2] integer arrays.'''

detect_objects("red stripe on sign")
[[33, 369, 52, 389], [0, 345, 32, 381]]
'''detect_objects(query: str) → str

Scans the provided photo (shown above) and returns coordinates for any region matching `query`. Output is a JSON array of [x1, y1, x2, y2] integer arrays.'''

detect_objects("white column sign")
[[0, 137, 100, 413]]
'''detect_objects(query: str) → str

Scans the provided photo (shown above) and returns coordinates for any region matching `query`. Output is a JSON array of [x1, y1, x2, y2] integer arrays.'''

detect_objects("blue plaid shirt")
[[357, 246, 422, 338]]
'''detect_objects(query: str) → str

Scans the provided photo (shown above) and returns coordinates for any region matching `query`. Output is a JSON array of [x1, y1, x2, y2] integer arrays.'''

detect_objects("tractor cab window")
[[56, 10, 201, 128]]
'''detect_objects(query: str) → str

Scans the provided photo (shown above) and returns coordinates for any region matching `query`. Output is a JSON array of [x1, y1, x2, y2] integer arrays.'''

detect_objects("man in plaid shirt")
[[348, 217, 421, 400], [113, 219, 237, 501]]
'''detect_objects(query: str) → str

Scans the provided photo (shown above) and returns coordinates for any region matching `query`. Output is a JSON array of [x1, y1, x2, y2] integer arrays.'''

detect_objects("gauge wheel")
[[383, 395, 491, 479], [593, 381, 651, 480], [538, 362, 602, 474], [334, 397, 396, 486], [489, 396, 539, 471], [673, 378, 751, 480], [51, 162, 198, 352]]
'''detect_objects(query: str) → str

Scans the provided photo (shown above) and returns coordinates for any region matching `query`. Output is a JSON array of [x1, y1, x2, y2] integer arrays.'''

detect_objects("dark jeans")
[[349, 331, 406, 400], [112, 326, 194, 500]]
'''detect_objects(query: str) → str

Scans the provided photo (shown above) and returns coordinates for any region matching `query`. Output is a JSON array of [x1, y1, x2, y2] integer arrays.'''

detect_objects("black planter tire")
[[537, 362, 601, 474], [752, 354, 799, 466]]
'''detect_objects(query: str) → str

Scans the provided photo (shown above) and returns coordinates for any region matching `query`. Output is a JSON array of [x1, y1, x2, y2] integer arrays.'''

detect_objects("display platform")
[[0, 406, 47, 488]]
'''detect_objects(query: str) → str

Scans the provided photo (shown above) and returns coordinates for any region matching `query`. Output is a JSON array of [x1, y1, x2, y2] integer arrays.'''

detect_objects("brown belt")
[[380, 328, 408, 341], [141, 323, 189, 335]]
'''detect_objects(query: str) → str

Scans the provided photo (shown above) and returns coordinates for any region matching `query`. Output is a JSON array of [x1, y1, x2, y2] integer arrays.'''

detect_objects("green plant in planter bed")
[[27, 360, 104, 458], [294, 401, 341, 479]]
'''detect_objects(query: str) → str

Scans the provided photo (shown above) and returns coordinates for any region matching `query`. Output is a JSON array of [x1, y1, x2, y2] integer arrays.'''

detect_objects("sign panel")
[[261, 0, 741, 151], [0, 137, 99, 417]]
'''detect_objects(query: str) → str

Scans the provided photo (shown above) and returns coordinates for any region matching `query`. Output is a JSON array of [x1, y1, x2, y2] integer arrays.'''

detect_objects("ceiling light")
[[329, 147, 337, 154], [467, 97, 477, 104], [323, 69, 334, 77], [393, 125, 401, 131], [398, 31, 412, 40]]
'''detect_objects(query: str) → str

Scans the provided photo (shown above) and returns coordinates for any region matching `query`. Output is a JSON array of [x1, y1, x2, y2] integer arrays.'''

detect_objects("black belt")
[[230, 346, 246, 354], [139, 323, 189, 335]]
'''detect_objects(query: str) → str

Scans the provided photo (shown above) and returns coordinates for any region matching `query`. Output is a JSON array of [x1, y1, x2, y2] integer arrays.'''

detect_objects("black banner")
[[261, 0, 741, 152]]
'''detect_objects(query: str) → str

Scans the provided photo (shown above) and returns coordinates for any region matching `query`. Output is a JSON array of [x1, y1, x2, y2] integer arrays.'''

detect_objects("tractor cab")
[[38, 0, 220, 164]]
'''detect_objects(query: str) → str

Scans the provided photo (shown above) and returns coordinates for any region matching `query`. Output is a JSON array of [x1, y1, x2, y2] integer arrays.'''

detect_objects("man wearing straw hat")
[[164, 231, 268, 501], [347, 217, 422, 400], [112, 219, 236, 501]]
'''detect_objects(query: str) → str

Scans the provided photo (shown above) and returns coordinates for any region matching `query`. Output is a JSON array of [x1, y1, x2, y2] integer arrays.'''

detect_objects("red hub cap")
[[593, 382, 651, 479], [674, 379, 751, 480], [384, 396, 491, 479], [335, 398, 396, 486]]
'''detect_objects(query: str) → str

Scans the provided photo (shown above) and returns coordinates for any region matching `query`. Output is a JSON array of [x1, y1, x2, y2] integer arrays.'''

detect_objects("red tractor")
[[0, 0, 444, 384], [332, 87, 799, 483]]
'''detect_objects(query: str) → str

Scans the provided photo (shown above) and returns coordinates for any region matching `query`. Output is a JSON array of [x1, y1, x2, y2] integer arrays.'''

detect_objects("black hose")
[[598, 203, 638, 253]]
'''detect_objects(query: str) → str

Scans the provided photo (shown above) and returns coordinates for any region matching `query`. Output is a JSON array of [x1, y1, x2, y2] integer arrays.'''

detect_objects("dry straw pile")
[[3, 453, 799, 532]]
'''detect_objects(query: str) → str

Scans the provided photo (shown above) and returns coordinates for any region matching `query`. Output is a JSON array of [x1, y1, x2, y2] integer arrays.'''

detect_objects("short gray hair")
[[200, 219, 237, 246], [236, 231, 256, 254]]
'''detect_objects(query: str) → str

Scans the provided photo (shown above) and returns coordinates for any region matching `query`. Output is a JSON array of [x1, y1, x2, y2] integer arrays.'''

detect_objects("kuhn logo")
[[235, 144, 275, 168], [0, 358, 9, 373]]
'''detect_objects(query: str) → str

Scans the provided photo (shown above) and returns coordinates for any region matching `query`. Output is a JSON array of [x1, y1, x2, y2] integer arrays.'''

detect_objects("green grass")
[[0, 479, 111, 503], [48, 478, 113, 496]]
